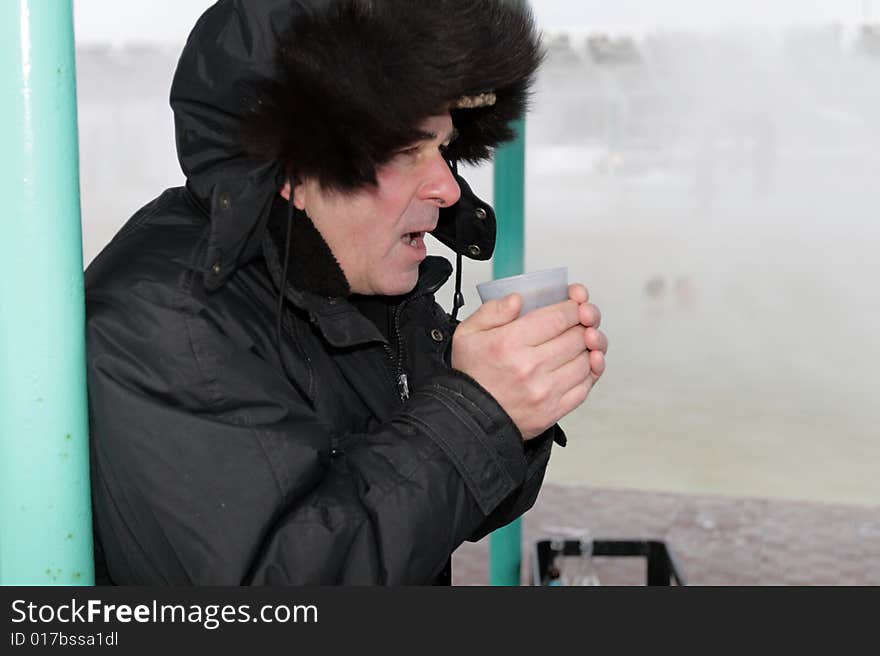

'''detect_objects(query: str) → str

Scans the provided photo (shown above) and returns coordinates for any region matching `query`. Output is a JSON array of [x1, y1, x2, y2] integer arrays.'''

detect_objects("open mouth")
[[403, 231, 425, 247]]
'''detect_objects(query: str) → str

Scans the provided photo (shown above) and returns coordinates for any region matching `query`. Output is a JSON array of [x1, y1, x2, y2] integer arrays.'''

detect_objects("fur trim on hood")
[[241, 0, 544, 190]]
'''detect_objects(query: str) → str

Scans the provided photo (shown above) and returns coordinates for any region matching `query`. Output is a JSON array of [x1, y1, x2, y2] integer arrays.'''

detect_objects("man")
[[86, 0, 608, 585]]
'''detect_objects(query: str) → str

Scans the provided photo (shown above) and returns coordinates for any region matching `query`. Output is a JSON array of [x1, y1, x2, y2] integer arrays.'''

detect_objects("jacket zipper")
[[298, 270, 447, 406], [385, 272, 458, 403], [386, 274, 451, 403], [384, 303, 408, 403]]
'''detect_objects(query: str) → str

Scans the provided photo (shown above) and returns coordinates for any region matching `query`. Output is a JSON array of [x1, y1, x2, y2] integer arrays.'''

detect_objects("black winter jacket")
[[85, 0, 562, 585]]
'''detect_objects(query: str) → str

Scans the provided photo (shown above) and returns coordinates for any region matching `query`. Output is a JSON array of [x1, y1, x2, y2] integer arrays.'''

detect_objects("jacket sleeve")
[[466, 423, 565, 542], [87, 284, 543, 585], [442, 318, 565, 543]]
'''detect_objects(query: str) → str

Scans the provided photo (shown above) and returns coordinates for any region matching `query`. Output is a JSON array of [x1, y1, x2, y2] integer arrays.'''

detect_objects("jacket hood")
[[170, 0, 542, 290]]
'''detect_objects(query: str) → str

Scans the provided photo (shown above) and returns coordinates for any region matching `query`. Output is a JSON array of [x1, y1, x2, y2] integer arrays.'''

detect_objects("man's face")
[[289, 114, 461, 296]]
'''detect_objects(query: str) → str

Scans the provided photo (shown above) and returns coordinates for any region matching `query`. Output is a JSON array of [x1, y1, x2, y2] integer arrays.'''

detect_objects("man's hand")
[[451, 284, 608, 441], [567, 283, 607, 385]]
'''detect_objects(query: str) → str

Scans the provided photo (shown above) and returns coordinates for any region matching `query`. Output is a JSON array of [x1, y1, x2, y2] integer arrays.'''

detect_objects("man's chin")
[[379, 271, 419, 297]]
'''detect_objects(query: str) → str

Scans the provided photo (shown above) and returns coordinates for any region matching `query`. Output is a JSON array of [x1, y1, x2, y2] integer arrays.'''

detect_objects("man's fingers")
[[585, 327, 608, 354], [517, 300, 581, 346], [550, 351, 592, 400], [556, 375, 594, 419], [535, 326, 589, 372], [589, 349, 606, 379], [457, 293, 522, 336], [579, 302, 601, 328], [548, 342, 604, 422], [568, 283, 589, 304]]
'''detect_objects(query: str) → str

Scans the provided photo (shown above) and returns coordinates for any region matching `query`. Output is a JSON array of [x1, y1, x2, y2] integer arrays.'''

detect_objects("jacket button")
[[474, 207, 487, 220], [467, 244, 482, 257], [431, 328, 444, 342], [219, 194, 231, 211], [211, 262, 222, 275]]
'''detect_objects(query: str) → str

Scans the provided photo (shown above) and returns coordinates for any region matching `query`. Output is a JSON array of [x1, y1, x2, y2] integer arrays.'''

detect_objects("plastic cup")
[[477, 267, 569, 316]]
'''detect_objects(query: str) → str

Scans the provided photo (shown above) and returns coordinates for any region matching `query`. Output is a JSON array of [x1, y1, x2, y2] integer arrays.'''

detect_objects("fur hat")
[[241, 0, 544, 190]]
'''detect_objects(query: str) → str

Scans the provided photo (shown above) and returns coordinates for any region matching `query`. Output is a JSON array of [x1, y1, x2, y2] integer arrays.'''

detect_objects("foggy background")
[[74, 2, 880, 507]]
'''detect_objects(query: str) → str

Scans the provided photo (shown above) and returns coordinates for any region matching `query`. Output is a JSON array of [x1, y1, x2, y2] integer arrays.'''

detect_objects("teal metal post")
[[492, 119, 527, 279], [489, 118, 526, 586], [0, 0, 93, 585]]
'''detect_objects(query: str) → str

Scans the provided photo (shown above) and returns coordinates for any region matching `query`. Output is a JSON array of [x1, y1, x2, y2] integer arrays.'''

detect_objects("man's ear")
[[279, 178, 307, 210]]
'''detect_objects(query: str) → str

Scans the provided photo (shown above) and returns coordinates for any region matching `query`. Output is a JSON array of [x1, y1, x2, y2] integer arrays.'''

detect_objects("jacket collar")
[[290, 257, 453, 348], [261, 204, 453, 348]]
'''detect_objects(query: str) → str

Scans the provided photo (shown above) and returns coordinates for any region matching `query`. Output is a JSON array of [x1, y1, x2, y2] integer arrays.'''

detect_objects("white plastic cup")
[[477, 267, 569, 316]]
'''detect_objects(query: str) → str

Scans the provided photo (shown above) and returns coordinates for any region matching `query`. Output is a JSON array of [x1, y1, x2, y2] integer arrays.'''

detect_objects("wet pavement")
[[452, 484, 880, 585]]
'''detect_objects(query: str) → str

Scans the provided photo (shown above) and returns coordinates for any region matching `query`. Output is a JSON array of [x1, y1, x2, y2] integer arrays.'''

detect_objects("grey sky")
[[74, 0, 877, 45], [533, 0, 872, 30]]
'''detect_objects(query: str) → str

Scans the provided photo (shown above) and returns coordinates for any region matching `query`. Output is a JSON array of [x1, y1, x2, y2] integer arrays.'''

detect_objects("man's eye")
[[398, 146, 421, 157]]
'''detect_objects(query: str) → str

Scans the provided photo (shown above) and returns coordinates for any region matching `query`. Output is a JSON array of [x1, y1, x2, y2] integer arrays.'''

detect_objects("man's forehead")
[[414, 115, 459, 144], [420, 126, 459, 143]]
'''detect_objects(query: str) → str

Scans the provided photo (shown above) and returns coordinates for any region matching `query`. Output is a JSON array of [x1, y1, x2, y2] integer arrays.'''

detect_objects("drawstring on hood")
[[275, 185, 297, 387], [449, 158, 466, 323]]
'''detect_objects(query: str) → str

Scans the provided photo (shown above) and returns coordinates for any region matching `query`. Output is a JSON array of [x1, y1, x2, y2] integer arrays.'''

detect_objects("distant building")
[[544, 32, 583, 67], [586, 34, 642, 66]]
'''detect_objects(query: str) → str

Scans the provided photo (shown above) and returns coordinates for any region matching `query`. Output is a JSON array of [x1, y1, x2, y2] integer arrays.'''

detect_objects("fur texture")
[[241, 0, 543, 190], [265, 197, 352, 298]]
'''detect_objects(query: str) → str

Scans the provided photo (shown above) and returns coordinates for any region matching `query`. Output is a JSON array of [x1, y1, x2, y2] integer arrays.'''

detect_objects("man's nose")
[[420, 154, 462, 208]]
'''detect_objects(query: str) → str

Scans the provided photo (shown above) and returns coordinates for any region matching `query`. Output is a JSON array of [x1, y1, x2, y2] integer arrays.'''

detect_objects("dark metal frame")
[[532, 539, 687, 586]]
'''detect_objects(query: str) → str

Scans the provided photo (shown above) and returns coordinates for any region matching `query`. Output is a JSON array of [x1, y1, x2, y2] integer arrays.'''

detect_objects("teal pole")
[[489, 118, 527, 586], [492, 118, 527, 279], [0, 0, 93, 585]]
